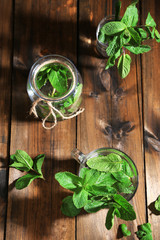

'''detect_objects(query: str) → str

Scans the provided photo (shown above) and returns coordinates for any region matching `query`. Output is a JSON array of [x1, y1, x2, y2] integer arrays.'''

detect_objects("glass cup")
[[71, 147, 138, 201], [27, 54, 83, 121], [96, 15, 115, 57]]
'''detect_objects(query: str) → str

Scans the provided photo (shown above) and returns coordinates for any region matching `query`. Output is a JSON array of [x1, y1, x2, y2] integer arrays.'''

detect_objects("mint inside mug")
[[71, 147, 138, 201]]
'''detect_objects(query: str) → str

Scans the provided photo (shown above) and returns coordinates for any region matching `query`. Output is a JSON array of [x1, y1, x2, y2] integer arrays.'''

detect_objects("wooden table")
[[0, 0, 160, 239]]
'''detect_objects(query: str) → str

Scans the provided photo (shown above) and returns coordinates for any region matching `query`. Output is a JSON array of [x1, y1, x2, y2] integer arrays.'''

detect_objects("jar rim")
[[28, 54, 79, 102]]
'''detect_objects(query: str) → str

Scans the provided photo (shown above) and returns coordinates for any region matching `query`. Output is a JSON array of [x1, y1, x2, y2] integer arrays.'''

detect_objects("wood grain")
[[0, 0, 13, 239], [6, 1, 77, 239], [141, 0, 160, 239], [77, 0, 146, 239]]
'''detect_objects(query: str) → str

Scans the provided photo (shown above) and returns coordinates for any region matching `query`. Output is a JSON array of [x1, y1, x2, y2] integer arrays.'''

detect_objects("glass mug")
[[27, 54, 83, 122], [71, 147, 138, 201]]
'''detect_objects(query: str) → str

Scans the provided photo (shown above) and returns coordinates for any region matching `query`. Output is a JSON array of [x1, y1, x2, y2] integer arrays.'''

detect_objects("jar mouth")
[[28, 54, 78, 102]]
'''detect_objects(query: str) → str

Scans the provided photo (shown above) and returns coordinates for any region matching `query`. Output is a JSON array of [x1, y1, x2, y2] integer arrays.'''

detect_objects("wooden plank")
[[6, 1, 77, 239], [0, 0, 13, 239], [77, 0, 146, 239], [141, 0, 160, 239]]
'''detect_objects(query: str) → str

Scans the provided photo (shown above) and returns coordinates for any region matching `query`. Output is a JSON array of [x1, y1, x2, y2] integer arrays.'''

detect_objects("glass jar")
[[96, 15, 115, 57], [27, 55, 83, 122], [71, 147, 138, 201]]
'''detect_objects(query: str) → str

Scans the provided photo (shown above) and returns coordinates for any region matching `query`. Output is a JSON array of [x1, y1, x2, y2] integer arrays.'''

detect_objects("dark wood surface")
[[0, 0, 160, 239]]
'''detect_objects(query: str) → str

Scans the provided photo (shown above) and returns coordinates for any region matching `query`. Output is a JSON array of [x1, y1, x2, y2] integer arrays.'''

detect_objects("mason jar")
[[71, 147, 138, 201], [96, 15, 115, 57], [27, 55, 83, 122]]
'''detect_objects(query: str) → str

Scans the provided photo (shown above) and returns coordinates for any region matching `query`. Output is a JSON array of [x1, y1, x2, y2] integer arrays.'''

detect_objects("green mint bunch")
[[98, 0, 160, 78], [10, 150, 45, 190], [136, 223, 153, 240], [55, 153, 136, 230]]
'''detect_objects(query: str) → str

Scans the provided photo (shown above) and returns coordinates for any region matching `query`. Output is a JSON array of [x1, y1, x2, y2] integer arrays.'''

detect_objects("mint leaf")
[[55, 172, 82, 191], [33, 154, 45, 176], [79, 167, 88, 178], [48, 69, 67, 93], [155, 29, 160, 43], [137, 28, 148, 39], [155, 195, 160, 211], [111, 171, 132, 184], [115, 0, 121, 21], [73, 188, 88, 208], [113, 182, 135, 194], [113, 194, 136, 220], [10, 154, 31, 172], [95, 172, 117, 186], [84, 199, 106, 213], [120, 224, 131, 236], [122, 160, 134, 177], [105, 50, 121, 70], [61, 196, 81, 217], [146, 13, 156, 27], [82, 169, 100, 186], [146, 26, 155, 39], [87, 185, 117, 196], [101, 21, 126, 36], [15, 172, 41, 190], [14, 150, 33, 171], [121, 3, 138, 27], [106, 36, 120, 56], [128, 27, 141, 45], [86, 153, 123, 172], [117, 53, 131, 79], [136, 223, 153, 240], [105, 207, 120, 230], [125, 45, 151, 54]]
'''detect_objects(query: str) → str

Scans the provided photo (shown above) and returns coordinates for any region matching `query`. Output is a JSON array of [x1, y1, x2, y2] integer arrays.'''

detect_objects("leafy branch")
[[10, 150, 45, 189], [98, 0, 160, 78]]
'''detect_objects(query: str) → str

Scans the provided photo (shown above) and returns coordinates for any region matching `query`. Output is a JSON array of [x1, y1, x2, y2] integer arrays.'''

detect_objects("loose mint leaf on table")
[[73, 188, 88, 208], [121, 1, 138, 27], [101, 21, 126, 36], [120, 223, 131, 237], [146, 13, 156, 28], [136, 223, 153, 240], [61, 196, 81, 217], [155, 195, 160, 211], [86, 153, 123, 172], [15, 172, 42, 190], [55, 172, 82, 191], [125, 45, 151, 54], [48, 69, 68, 93], [117, 53, 131, 79], [12, 150, 33, 171], [33, 154, 45, 176], [10, 154, 31, 172], [113, 194, 136, 220]]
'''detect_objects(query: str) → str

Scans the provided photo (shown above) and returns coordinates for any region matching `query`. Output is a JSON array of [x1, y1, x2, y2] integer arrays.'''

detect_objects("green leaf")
[[14, 150, 33, 171], [120, 30, 131, 46], [155, 29, 160, 43], [115, 0, 121, 21], [33, 154, 45, 176], [121, 3, 138, 27], [146, 13, 156, 27], [101, 21, 126, 36], [137, 28, 148, 39], [84, 199, 106, 213], [15, 172, 41, 190], [73, 188, 88, 208], [87, 185, 117, 196], [10, 154, 31, 172], [105, 50, 121, 70], [120, 224, 131, 237], [61, 196, 81, 217], [105, 207, 120, 230], [113, 194, 136, 220], [63, 96, 74, 108], [36, 76, 46, 90], [128, 27, 141, 45], [55, 172, 82, 191], [79, 167, 88, 178], [155, 195, 160, 211], [146, 27, 155, 39], [82, 169, 101, 186], [86, 153, 123, 172], [106, 36, 120, 56], [125, 45, 151, 54], [117, 53, 131, 79], [121, 160, 133, 177], [113, 182, 135, 194], [48, 69, 68, 93], [95, 172, 117, 186], [111, 171, 131, 184], [136, 223, 153, 240]]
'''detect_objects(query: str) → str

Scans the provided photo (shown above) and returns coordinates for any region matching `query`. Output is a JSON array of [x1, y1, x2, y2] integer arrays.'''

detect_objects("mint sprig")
[[98, 0, 160, 78], [55, 153, 136, 231], [135, 223, 153, 240], [155, 195, 160, 211], [10, 150, 45, 190]]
